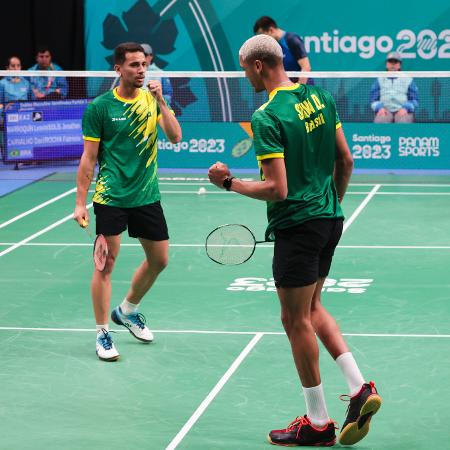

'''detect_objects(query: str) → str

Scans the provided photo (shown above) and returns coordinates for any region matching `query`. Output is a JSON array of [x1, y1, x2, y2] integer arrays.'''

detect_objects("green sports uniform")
[[82, 87, 163, 207], [251, 83, 344, 241]]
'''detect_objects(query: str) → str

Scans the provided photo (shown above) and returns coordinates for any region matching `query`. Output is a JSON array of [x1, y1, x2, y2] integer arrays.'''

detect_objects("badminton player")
[[208, 34, 381, 446], [74, 42, 181, 361]]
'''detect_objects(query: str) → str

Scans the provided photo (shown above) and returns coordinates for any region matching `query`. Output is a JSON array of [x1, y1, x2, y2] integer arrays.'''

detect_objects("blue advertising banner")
[[4, 100, 88, 162]]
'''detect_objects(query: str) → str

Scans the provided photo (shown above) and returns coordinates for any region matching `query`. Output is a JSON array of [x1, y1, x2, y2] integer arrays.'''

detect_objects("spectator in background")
[[370, 52, 419, 123], [253, 16, 312, 84], [28, 45, 68, 100], [141, 43, 173, 105], [0, 56, 31, 110]]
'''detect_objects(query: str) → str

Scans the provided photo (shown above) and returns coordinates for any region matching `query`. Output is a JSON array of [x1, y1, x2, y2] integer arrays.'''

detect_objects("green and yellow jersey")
[[251, 83, 344, 241], [82, 87, 164, 207]]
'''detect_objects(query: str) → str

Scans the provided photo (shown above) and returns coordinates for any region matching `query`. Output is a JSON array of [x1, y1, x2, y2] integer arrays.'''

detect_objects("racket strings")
[[206, 224, 256, 265]]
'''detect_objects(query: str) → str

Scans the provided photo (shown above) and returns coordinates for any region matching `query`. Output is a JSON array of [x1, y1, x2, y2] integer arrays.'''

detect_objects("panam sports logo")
[[303, 28, 450, 59], [398, 136, 440, 157]]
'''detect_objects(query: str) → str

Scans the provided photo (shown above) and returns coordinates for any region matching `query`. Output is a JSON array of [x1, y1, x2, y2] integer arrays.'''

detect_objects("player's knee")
[[147, 255, 169, 273], [102, 254, 116, 274]]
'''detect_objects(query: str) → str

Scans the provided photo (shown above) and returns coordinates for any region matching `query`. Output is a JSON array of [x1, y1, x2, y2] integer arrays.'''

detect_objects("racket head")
[[93, 234, 108, 271], [205, 224, 257, 265]]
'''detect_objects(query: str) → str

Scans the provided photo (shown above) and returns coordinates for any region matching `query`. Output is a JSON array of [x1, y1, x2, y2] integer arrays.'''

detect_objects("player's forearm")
[[334, 158, 353, 202], [76, 154, 96, 206], [229, 177, 287, 202], [159, 102, 182, 143]]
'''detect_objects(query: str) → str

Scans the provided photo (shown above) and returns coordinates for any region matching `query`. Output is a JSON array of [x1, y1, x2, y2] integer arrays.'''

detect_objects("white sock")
[[120, 298, 139, 315], [303, 383, 329, 427], [96, 324, 109, 334], [336, 352, 365, 396]]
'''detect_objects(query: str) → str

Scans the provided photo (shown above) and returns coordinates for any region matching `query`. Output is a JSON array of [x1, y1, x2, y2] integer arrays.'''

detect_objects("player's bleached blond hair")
[[239, 35, 283, 67]]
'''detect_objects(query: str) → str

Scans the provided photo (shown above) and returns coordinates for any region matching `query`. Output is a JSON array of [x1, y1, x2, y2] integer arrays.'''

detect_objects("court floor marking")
[[0, 187, 76, 229], [1, 242, 450, 250], [1, 182, 447, 232], [165, 333, 264, 450], [0, 203, 93, 258], [343, 184, 380, 233], [0, 326, 449, 338]]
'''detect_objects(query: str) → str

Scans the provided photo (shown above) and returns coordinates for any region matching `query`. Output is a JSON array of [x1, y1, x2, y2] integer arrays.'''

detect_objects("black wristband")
[[222, 176, 235, 191]]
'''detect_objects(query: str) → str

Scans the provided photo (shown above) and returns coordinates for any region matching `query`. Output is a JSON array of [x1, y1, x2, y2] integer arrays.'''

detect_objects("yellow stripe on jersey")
[[256, 152, 285, 161], [336, 122, 342, 129], [83, 136, 100, 142]]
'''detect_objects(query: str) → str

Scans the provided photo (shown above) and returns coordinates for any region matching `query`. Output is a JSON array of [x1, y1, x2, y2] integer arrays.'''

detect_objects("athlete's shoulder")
[[91, 89, 114, 106]]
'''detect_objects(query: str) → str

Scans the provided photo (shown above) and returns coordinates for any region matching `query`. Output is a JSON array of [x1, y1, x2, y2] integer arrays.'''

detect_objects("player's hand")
[[208, 161, 231, 188], [74, 205, 89, 228], [147, 80, 164, 102]]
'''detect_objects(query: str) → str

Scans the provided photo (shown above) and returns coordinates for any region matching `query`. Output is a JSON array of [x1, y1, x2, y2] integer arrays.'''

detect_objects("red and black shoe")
[[338, 381, 382, 445], [268, 415, 337, 447]]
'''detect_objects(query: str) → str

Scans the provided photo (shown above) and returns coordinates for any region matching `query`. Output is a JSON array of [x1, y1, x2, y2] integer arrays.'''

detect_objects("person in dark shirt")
[[254, 16, 312, 84]]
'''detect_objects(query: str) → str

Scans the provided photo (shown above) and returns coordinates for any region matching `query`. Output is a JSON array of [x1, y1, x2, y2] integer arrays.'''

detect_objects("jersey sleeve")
[[251, 110, 284, 161], [82, 101, 102, 141], [285, 33, 308, 60]]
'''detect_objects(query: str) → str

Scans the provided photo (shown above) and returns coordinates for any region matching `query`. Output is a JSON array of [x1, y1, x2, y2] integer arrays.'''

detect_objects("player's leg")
[[92, 203, 128, 361], [127, 238, 169, 302], [111, 202, 169, 343], [268, 221, 336, 447], [313, 219, 381, 445]]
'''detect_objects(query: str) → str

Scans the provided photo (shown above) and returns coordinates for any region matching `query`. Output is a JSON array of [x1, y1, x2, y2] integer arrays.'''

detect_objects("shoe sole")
[[338, 394, 382, 445], [267, 435, 336, 447], [96, 350, 120, 362], [111, 309, 153, 343]]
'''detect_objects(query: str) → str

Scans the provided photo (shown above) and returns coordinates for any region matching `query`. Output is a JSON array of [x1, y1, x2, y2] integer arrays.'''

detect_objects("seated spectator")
[[28, 45, 68, 100], [370, 52, 419, 123], [0, 56, 31, 110], [141, 43, 173, 105]]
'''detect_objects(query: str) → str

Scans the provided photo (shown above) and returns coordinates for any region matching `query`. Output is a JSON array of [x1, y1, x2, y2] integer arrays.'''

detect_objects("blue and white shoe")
[[96, 329, 120, 361], [111, 306, 154, 343]]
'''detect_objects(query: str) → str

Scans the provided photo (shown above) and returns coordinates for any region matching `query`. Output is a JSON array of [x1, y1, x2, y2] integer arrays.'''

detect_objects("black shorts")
[[273, 218, 343, 288], [93, 201, 169, 241]]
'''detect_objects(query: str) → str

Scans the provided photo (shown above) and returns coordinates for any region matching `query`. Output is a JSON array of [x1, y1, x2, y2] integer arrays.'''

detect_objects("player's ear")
[[255, 60, 263, 72], [114, 64, 121, 75]]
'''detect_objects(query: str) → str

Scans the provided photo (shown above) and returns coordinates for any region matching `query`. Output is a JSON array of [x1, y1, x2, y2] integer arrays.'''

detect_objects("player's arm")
[[208, 159, 288, 202], [74, 139, 99, 226], [147, 79, 181, 143], [334, 126, 354, 203], [297, 57, 311, 84]]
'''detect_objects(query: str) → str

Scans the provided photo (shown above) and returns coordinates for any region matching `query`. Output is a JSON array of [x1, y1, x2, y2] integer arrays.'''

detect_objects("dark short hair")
[[114, 42, 145, 65], [253, 16, 277, 33], [36, 45, 51, 55], [6, 55, 21, 67]]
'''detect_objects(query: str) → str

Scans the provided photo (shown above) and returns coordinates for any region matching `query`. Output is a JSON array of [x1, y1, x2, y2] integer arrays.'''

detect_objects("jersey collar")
[[269, 83, 299, 100], [113, 87, 142, 103]]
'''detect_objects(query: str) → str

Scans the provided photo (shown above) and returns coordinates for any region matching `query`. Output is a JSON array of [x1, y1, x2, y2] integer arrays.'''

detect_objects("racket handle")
[[81, 219, 89, 228]]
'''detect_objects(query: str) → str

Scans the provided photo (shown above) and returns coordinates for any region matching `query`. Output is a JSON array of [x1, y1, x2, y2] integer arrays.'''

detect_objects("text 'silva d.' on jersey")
[[82, 87, 163, 207], [251, 84, 344, 241]]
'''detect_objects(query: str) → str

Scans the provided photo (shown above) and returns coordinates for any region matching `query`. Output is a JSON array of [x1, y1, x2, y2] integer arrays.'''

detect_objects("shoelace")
[[98, 329, 114, 350], [285, 415, 338, 437], [127, 312, 147, 329]]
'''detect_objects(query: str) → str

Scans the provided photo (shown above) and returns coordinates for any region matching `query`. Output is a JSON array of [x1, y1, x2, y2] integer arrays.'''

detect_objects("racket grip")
[[81, 219, 89, 228]]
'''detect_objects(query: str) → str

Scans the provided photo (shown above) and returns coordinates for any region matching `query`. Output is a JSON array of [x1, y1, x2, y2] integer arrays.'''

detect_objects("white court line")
[[165, 333, 263, 450], [0, 327, 449, 338], [2, 243, 450, 250], [0, 203, 93, 258], [0, 187, 76, 229], [343, 184, 380, 233]]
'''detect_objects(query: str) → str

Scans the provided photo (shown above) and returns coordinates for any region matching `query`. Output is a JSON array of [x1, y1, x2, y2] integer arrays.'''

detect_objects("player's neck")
[[117, 84, 140, 100], [266, 77, 294, 94]]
